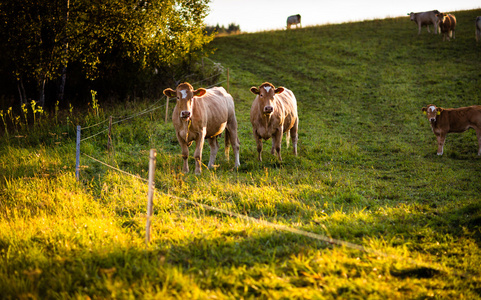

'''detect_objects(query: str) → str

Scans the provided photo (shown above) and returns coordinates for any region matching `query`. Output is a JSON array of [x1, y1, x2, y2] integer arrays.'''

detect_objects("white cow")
[[408, 10, 440, 34]]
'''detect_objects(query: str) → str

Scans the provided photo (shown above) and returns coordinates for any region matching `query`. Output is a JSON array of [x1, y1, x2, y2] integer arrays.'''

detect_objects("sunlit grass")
[[1, 8, 481, 298]]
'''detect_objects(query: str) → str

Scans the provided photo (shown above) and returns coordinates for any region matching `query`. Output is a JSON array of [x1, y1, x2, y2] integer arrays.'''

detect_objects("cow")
[[421, 104, 481, 156], [436, 13, 456, 41], [163, 83, 240, 175], [476, 16, 481, 42], [408, 10, 440, 34], [287, 14, 301, 29], [249, 82, 298, 161]]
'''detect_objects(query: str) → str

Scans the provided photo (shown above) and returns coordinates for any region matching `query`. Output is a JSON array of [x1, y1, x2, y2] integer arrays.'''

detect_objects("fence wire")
[[78, 69, 226, 142], [75, 64, 476, 282], [79, 151, 473, 281]]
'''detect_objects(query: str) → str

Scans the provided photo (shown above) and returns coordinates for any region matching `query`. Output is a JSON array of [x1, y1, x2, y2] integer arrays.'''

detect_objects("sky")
[[204, 0, 481, 32]]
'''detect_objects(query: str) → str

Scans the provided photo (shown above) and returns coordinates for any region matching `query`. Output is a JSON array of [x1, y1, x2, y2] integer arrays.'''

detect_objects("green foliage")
[[1, 9, 481, 299], [0, 0, 214, 107], [206, 23, 241, 36]]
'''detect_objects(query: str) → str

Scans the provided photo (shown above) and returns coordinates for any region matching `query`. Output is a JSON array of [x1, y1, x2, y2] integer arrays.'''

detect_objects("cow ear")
[[421, 107, 427, 114], [275, 87, 285, 94], [250, 87, 260, 95], [193, 88, 207, 97], [163, 88, 176, 98], [437, 108, 442, 115]]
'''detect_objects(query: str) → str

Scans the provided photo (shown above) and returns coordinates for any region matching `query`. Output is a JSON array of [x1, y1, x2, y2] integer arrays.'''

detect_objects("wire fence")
[[75, 64, 474, 281]]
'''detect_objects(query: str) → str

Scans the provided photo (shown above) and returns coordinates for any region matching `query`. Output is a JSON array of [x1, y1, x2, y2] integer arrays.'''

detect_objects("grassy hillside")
[[1, 9, 481, 299]]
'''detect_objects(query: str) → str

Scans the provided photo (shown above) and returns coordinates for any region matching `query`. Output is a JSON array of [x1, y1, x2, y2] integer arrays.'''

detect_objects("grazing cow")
[[421, 104, 481, 156], [163, 83, 240, 175], [287, 14, 301, 29], [476, 16, 481, 42], [436, 13, 456, 41], [250, 82, 298, 161], [408, 10, 440, 34]]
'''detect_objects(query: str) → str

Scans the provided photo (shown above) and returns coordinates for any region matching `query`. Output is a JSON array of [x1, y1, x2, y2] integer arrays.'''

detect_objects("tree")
[[0, 0, 213, 107]]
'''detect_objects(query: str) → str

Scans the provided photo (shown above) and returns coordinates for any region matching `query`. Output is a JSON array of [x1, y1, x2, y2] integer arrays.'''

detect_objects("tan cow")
[[408, 10, 440, 34], [163, 83, 240, 175], [436, 13, 456, 41], [476, 16, 481, 43], [421, 104, 481, 156], [250, 82, 298, 161]]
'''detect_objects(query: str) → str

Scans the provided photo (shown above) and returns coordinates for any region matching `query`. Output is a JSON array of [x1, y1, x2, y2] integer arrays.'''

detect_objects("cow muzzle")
[[180, 110, 191, 120], [429, 117, 436, 123], [263, 106, 274, 115]]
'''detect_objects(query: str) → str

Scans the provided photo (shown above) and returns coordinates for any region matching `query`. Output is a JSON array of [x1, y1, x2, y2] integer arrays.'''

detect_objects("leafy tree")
[[0, 0, 213, 108]]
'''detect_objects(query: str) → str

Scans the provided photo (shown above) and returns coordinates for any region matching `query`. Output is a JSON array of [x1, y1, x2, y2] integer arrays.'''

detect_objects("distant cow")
[[436, 13, 456, 41], [250, 82, 298, 161], [421, 104, 481, 156], [163, 83, 240, 175], [476, 16, 481, 42], [408, 10, 440, 34], [287, 14, 301, 29]]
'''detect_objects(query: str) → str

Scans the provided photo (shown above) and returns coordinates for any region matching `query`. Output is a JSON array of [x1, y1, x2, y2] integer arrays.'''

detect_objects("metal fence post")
[[75, 125, 81, 181]]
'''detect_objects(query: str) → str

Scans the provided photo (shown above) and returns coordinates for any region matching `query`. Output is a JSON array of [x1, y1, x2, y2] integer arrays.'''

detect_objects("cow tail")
[[225, 129, 231, 158]]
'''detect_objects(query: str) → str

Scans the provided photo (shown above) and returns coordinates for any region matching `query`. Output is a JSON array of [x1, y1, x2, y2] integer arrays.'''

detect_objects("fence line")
[[78, 72, 227, 142], [81, 152, 148, 183], [78, 150, 472, 280], [81, 117, 110, 130]]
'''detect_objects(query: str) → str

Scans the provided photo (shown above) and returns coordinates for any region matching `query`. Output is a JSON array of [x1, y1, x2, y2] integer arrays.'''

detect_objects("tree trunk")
[[17, 77, 28, 106], [57, 0, 70, 103]]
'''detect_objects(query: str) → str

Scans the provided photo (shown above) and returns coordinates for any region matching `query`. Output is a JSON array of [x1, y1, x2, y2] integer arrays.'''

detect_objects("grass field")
[[1, 9, 481, 299]]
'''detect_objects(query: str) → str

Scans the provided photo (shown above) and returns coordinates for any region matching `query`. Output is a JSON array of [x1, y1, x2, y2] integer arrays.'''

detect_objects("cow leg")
[[194, 135, 206, 175], [207, 137, 219, 169], [476, 129, 481, 156], [418, 24, 422, 34], [226, 123, 240, 168], [427, 25, 431, 33], [436, 134, 446, 155], [271, 129, 283, 160], [176, 132, 190, 173], [290, 119, 299, 156], [253, 129, 263, 161]]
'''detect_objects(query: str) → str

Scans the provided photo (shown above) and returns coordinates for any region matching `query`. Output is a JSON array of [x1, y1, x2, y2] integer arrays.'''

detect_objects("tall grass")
[[1, 9, 481, 299]]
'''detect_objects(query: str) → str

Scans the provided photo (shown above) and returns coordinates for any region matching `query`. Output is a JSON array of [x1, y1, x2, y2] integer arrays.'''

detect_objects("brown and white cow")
[[287, 14, 301, 29], [408, 10, 440, 34], [422, 104, 481, 156], [476, 16, 481, 43], [436, 13, 456, 41], [250, 82, 298, 161], [163, 83, 240, 175]]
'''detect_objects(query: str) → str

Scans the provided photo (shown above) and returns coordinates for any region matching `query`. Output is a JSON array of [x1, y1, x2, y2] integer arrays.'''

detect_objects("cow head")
[[408, 12, 416, 21], [422, 104, 442, 123], [250, 82, 285, 117], [435, 13, 446, 25], [163, 82, 206, 122]]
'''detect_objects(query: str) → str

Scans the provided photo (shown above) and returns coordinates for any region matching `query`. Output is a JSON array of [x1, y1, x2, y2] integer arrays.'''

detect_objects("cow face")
[[422, 104, 441, 123], [409, 12, 415, 21], [163, 83, 206, 121], [250, 82, 285, 117], [435, 13, 445, 25]]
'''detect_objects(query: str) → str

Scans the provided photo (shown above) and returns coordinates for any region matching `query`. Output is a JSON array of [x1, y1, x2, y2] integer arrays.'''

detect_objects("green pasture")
[[1, 9, 481, 299]]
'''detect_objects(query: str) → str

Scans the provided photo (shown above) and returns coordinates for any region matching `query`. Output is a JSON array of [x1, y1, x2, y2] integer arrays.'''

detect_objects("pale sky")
[[205, 0, 480, 32]]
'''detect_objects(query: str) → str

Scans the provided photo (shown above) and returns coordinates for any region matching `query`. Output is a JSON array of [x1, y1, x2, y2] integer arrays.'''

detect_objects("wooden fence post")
[[146, 149, 157, 244], [165, 97, 170, 124], [75, 125, 81, 181]]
